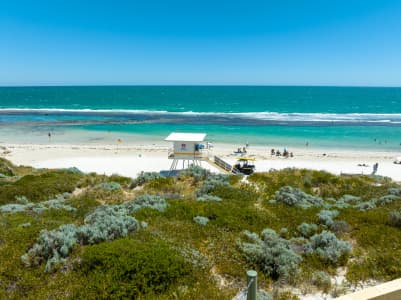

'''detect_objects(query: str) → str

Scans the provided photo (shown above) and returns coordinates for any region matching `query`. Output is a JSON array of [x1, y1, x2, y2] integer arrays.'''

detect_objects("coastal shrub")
[[0, 203, 32, 214], [196, 174, 230, 197], [388, 211, 401, 229], [193, 216, 209, 226], [238, 229, 302, 281], [125, 194, 168, 213], [15, 195, 30, 204], [21, 224, 79, 272], [312, 271, 332, 291], [317, 210, 339, 227], [0, 158, 15, 176], [280, 227, 289, 238], [330, 220, 351, 234], [388, 188, 401, 197], [274, 186, 323, 208], [0, 193, 75, 214], [22, 202, 143, 271], [332, 194, 362, 209], [308, 231, 352, 265], [76, 205, 140, 245], [63, 167, 83, 174], [0, 173, 7, 178], [77, 238, 191, 298], [355, 200, 376, 211], [93, 181, 121, 192], [130, 171, 164, 188], [376, 194, 401, 206], [0, 170, 82, 204], [180, 165, 210, 180], [196, 194, 222, 202], [297, 223, 318, 238]]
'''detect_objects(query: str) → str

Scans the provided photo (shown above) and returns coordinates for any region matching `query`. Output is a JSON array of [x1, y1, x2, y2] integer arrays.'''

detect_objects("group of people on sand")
[[235, 147, 247, 154], [271, 148, 293, 158]]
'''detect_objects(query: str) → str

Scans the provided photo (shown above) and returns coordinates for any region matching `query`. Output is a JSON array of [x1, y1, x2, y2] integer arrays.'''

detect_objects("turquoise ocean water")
[[1, 86, 401, 150]]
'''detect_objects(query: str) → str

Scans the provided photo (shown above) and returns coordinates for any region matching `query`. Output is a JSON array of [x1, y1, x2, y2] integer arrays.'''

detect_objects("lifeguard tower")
[[164, 132, 210, 170]]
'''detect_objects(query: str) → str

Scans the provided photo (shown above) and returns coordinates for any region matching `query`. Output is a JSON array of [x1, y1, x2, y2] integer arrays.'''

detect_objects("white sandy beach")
[[1, 142, 401, 182]]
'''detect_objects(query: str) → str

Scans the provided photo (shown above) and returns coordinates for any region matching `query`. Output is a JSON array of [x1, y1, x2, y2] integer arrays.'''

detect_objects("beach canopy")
[[164, 132, 206, 142]]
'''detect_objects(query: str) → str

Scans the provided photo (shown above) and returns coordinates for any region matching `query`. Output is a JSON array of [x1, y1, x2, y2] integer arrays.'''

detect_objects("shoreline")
[[1, 142, 400, 181]]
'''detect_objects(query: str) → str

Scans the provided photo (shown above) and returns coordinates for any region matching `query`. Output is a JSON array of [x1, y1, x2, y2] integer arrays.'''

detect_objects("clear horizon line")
[[1, 83, 401, 88]]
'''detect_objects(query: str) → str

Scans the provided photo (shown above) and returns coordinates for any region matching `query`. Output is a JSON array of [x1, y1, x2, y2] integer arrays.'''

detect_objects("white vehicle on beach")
[[394, 157, 401, 165]]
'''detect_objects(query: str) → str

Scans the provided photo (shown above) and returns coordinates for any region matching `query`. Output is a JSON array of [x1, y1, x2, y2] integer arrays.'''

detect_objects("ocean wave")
[[1, 108, 401, 125]]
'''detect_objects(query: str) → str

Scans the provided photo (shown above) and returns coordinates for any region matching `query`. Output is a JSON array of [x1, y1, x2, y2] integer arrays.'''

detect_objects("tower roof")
[[164, 132, 206, 142]]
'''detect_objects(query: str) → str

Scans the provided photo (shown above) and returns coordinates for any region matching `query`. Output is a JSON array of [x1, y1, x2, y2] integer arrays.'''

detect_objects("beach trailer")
[[164, 132, 209, 170]]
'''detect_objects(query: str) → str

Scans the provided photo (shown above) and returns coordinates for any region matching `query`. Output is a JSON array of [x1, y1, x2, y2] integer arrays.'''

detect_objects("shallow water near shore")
[[1, 86, 401, 151]]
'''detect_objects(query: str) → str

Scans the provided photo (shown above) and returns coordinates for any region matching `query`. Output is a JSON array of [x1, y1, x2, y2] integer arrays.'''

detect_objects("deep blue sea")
[[1, 86, 401, 150]]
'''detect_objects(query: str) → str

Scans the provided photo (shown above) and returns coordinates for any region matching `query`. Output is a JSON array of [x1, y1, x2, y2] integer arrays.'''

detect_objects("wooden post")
[[247, 270, 257, 300]]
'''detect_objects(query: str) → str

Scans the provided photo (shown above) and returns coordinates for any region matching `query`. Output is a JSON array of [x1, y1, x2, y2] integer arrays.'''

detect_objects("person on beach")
[[372, 162, 379, 175], [48, 132, 51, 140]]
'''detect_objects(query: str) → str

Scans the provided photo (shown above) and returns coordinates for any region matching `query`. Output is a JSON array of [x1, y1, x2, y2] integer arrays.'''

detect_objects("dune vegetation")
[[1, 157, 401, 299]]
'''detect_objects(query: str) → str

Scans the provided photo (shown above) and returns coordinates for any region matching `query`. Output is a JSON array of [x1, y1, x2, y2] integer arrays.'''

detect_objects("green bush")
[[388, 211, 401, 229], [130, 171, 164, 188], [196, 194, 222, 202], [179, 165, 210, 180], [125, 194, 169, 213], [0, 158, 15, 176], [193, 216, 209, 226], [77, 238, 191, 298], [0, 170, 82, 205], [308, 230, 351, 265], [22, 203, 142, 272], [297, 223, 318, 238], [196, 174, 230, 197], [238, 229, 302, 281], [317, 210, 339, 227], [274, 186, 323, 208], [93, 181, 121, 192]]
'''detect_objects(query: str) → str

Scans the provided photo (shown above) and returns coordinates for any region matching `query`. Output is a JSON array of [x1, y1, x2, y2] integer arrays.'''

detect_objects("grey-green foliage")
[[193, 216, 209, 226], [63, 167, 84, 174], [312, 271, 332, 290], [238, 229, 302, 281], [130, 171, 164, 188], [94, 181, 121, 192], [196, 194, 222, 202], [0, 203, 33, 213], [297, 223, 318, 238], [0, 173, 7, 178], [77, 205, 140, 244], [21, 194, 167, 272], [388, 211, 401, 229], [308, 231, 351, 265], [377, 194, 401, 206], [355, 200, 376, 211], [388, 188, 401, 197], [125, 194, 168, 213], [22, 202, 144, 272], [0, 193, 75, 214], [317, 210, 339, 227], [196, 173, 230, 197], [15, 195, 30, 204], [21, 224, 79, 272], [274, 186, 323, 208], [334, 194, 361, 209], [180, 165, 211, 180]]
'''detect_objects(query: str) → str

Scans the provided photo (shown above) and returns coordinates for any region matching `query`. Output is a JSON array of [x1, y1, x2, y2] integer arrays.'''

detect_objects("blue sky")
[[1, 1, 401, 86]]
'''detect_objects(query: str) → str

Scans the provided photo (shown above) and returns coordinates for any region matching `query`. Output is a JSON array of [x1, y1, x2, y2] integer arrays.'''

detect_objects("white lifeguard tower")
[[164, 132, 210, 170]]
